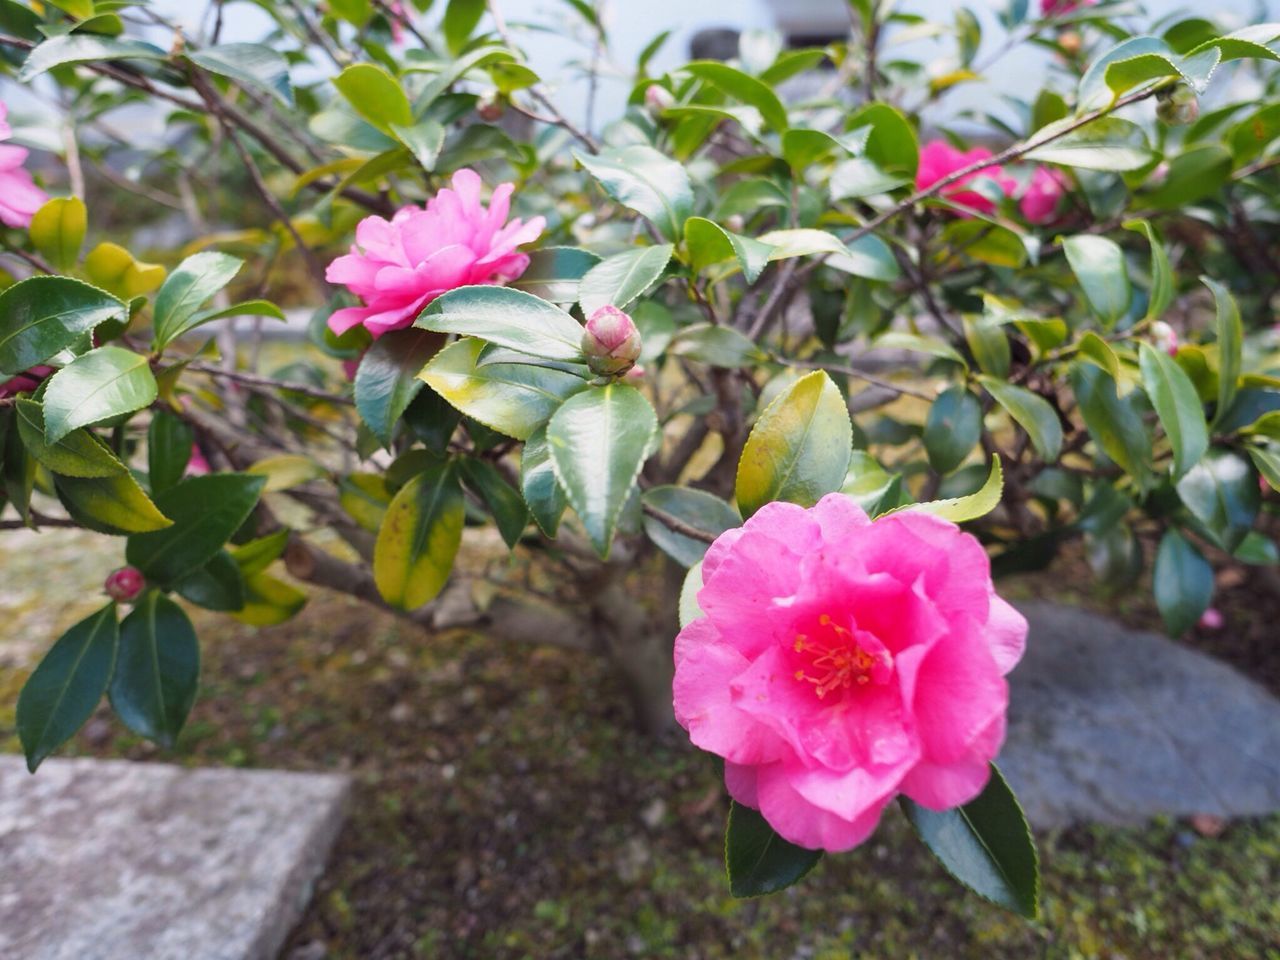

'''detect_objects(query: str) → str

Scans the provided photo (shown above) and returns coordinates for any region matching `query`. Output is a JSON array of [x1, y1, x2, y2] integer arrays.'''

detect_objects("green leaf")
[[725, 802, 823, 898], [1175, 450, 1259, 553], [29, 196, 87, 272], [641, 486, 739, 567], [979, 377, 1063, 462], [874, 330, 967, 368], [148, 408, 194, 494], [15, 398, 126, 478], [520, 425, 568, 537], [578, 244, 672, 317], [902, 764, 1039, 918], [373, 462, 465, 609], [18, 34, 167, 81], [736, 370, 852, 518], [1069, 363, 1150, 481], [355, 328, 444, 445], [416, 285, 585, 362], [1138, 343, 1208, 480], [187, 42, 294, 107], [391, 118, 446, 172], [0, 276, 124, 376], [42, 346, 157, 444], [841, 451, 907, 518], [443, 0, 485, 55], [1123, 219, 1174, 322], [333, 63, 413, 134], [1078, 37, 1218, 110], [1189, 23, 1280, 63], [230, 528, 291, 576], [942, 220, 1027, 270], [126, 474, 265, 585], [684, 218, 773, 284], [907, 456, 1003, 523], [508, 247, 601, 304], [2, 407, 36, 525], [760, 228, 900, 282], [1249, 445, 1280, 492], [1024, 117, 1154, 171], [1063, 235, 1130, 328], [1203, 277, 1242, 427], [547, 384, 659, 558], [829, 157, 909, 200], [964, 316, 1012, 378], [108, 591, 199, 748], [1153, 528, 1213, 635], [233, 573, 307, 626], [460, 458, 528, 548], [175, 550, 246, 612], [1142, 144, 1231, 209], [848, 102, 919, 176], [419, 338, 586, 440], [16, 603, 118, 772], [924, 385, 983, 475], [246, 454, 325, 493], [575, 146, 694, 241], [685, 60, 788, 131], [56, 472, 172, 534], [152, 252, 244, 348], [668, 323, 763, 368]]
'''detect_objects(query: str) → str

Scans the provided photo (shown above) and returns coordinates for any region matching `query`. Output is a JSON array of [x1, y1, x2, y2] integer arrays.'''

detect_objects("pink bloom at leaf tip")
[[916, 140, 1016, 216], [326, 168, 545, 339], [673, 494, 1027, 853], [1020, 167, 1069, 225], [0, 100, 48, 230]]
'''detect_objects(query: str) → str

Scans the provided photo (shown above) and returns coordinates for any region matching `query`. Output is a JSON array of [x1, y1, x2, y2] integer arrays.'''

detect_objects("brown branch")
[[183, 361, 353, 405], [640, 500, 719, 544], [788, 358, 936, 401], [0, 511, 82, 531]]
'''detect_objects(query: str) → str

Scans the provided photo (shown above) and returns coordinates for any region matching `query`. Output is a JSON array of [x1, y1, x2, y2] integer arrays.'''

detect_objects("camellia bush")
[[2, 0, 1279, 913]]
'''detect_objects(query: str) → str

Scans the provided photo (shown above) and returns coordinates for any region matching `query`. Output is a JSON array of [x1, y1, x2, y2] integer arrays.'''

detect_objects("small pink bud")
[[104, 566, 146, 603], [1151, 320, 1178, 357], [725, 214, 746, 233], [1197, 607, 1224, 631], [624, 364, 647, 383], [644, 84, 675, 113], [582, 305, 643, 376]]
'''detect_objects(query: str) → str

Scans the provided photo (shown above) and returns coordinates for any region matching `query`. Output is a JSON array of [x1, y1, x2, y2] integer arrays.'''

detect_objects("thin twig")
[[788, 358, 935, 401], [640, 500, 718, 545], [185, 361, 354, 405]]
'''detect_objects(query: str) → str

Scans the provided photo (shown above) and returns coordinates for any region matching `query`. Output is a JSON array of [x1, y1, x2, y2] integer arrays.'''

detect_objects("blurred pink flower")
[[0, 101, 47, 229], [1042, 0, 1097, 14], [186, 445, 211, 476], [1151, 321, 1179, 357], [673, 495, 1026, 852], [388, 0, 405, 45], [916, 140, 1016, 216], [1197, 608, 1224, 631], [1020, 167, 1069, 225], [0, 365, 52, 399], [326, 168, 544, 339]]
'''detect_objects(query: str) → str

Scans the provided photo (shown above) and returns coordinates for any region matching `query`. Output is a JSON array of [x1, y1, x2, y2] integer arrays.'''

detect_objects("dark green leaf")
[[1063, 235, 1130, 327], [148, 409, 194, 494], [175, 550, 246, 612], [1153, 529, 1213, 635], [18, 34, 167, 81], [1203, 277, 1242, 427], [725, 802, 823, 898], [979, 377, 1063, 462], [1138, 343, 1208, 480], [508, 246, 601, 304], [1175, 450, 1260, 552], [924, 385, 983, 475], [187, 42, 293, 106], [0, 276, 124, 376], [460, 458, 528, 548], [1069, 363, 1150, 482], [15, 398, 126, 478], [355, 328, 444, 445], [416, 285, 586, 362], [641, 486, 739, 567], [520, 425, 567, 537], [109, 591, 200, 747]]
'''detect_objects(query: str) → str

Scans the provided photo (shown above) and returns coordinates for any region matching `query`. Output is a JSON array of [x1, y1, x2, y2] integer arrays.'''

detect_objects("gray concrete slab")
[[0, 757, 350, 960], [1002, 601, 1280, 829]]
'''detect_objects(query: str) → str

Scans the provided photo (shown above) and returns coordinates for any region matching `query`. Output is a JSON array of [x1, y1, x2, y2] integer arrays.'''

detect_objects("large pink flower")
[[0, 101, 47, 229], [916, 140, 1017, 216], [326, 168, 544, 338], [1019, 166, 1069, 225], [673, 495, 1027, 852]]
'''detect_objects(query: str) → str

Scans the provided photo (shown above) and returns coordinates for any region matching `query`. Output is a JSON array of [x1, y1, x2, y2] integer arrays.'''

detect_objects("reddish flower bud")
[[582, 305, 643, 376], [476, 92, 505, 123], [644, 84, 675, 113], [104, 566, 146, 603], [1151, 320, 1178, 357]]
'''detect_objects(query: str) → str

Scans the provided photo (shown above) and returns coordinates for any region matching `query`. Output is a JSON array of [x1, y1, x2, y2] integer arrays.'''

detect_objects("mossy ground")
[[2, 539, 1279, 959]]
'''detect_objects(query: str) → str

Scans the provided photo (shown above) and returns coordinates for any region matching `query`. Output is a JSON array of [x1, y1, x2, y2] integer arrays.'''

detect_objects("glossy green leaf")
[[924, 386, 983, 475], [641, 486, 739, 567], [416, 285, 585, 362], [964, 316, 1012, 377], [15, 398, 126, 478], [391, 118, 446, 172], [848, 102, 919, 176], [1175, 450, 1259, 553], [1078, 37, 1218, 110], [1153, 528, 1213, 635], [684, 218, 773, 283], [373, 462, 465, 609], [725, 802, 823, 898], [547, 384, 659, 557], [1138, 343, 1208, 480], [829, 157, 909, 200], [685, 60, 788, 130], [355, 328, 443, 445], [902, 765, 1039, 918], [0, 276, 124, 376], [109, 591, 199, 747], [42, 346, 157, 444], [736, 371, 852, 518], [29, 196, 87, 272], [907, 456, 1003, 523], [575, 146, 694, 241], [126, 474, 265, 585], [16, 603, 118, 772], [979, 377, 1063, 462], [187, 42, 293, 106], [152, 252, 245, 348], [1063, 235, 1130, 327], [578, 244, 672, 317], [1203, 277, 1242, 427], [460, 458, 528, 548], [520, 425, 567, 537], [419, 338, 586, 440], [147, 409, 194, 494], [668, 324, 763, 368], [760, 228, 900, 282], [1024, 117, 1154, 171], [333, 63, 413, 133], [508, 247, 601, 304], [175, 550, 247, 612], [1124, 219, 1174, 322], [18, 34, 167, 81], [2, 407, 35, 525], [443, 0, 485, 55], [1069, 363, 1150, 481], [56, 472, 172, 534]]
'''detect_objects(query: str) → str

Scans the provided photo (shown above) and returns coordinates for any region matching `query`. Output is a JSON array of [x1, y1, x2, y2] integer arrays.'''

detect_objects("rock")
[[1002, 602, 1280, 829], [0, 756, 350, 960]]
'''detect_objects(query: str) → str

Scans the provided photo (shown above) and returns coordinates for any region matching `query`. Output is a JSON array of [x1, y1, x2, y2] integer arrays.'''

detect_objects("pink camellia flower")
[[1197, 608, 1224, 631], [0, 101, 48, 229], [1042, 0, 1097, 14], [1019, 167, 1069, 225], [0, 365, 53, 399], [582, 305, 643, 376], [104, 566, 146, 603], [673, 494, 1027, 852], [326, 168, 544, 338], [916, 140, 1017, 216]]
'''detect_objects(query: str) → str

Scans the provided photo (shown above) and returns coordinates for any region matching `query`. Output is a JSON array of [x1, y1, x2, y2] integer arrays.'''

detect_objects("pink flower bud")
[[1197, 607, 1224, 631], [624, 364, 647, 383], [582, 305, 643, 376], [476, 93, 505, 123], [1151, 320, 1178, 357], [725, 214, 746, 233], [104, 566, 146, 603], [644, 84, 675, 113]]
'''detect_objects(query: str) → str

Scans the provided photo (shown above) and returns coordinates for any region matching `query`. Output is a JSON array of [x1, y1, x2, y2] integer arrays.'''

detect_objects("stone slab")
[[1002, 601, 1280, 829], [0, 757, 350, 960]]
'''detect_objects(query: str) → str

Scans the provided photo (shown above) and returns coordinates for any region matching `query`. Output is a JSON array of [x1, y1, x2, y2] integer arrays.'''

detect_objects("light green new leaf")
[[1024, 117, 1154, 171], [29, 197, 87, 272], [907, 456, 1003, 523], [759, 228, 899, 282], [42, 347, 157, 444], [374, 462, 465, 609], [391, 118, 446, 172], [56, 472, 172, 535], [1138, 343, 1208, 480], [1123, 219, 1174, 321], [19, 35, 167, 81], [15, 398, 126, 478], [152, 252, 245, 348], [443, 0, 485, 55], [333, 63, 413, 134], [685, 60, 789, 131], [578, 244, 673, 317]]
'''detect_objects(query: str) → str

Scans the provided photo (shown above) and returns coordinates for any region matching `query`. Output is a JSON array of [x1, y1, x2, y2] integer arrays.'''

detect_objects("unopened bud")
[[725, 214, 746, 233], [624, 363, 647, 383], [1156, 85, 1199, 126], [1197, 607, 1224, 631], [582, 305, 643, 376], [104, 566, 146, 603], [477, 92, 505, 123], [1151, 320, 1178, 357], [1057, 30, 1081, 55], [644, 84, 675, 113]]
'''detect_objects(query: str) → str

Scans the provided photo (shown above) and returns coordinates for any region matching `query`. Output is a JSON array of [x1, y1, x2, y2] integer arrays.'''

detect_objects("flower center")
[[791, 613, 893, 699]]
